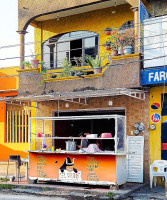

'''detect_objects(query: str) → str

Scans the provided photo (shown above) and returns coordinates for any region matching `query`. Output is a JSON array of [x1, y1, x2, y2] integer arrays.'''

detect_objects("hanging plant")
[[104, 27, 112, 35], [103, 41, 112, 51]]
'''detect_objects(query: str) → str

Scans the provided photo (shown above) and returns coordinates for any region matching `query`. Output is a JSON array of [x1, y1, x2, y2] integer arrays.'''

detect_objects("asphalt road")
[[0, 193, 68, 200]]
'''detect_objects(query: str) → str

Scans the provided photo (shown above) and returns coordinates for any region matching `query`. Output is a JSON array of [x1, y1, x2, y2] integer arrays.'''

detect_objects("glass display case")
[[28, 115, 126, 154]]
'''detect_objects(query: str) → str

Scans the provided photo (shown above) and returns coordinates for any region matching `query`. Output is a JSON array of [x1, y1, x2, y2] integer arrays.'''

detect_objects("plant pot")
[[105, 30, 112, 35], [94, 67, 102, 74], [112, 50, 118, 56], [30, 60, 39, 68], [118, 46, 124, 55], [70, 72, 75, 76], [104, 28, 112, 35], [105, 45, 111, 51], [123, 46, 133, 55]]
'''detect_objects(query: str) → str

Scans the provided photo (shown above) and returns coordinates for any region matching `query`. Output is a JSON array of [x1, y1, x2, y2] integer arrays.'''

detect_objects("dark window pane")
[[162, 94, 167, 116]]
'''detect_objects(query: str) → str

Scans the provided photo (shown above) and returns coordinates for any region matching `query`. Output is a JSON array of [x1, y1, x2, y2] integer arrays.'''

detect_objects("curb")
[[0, 182, 148, 200], [113, 183, 148, 200]]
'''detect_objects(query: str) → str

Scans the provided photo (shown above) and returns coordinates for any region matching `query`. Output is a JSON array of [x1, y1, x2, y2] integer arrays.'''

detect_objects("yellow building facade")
[[150, 86, 167, 163]]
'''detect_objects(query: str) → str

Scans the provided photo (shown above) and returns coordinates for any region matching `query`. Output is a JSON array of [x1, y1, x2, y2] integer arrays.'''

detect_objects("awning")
[[0, 88, 146, 106]]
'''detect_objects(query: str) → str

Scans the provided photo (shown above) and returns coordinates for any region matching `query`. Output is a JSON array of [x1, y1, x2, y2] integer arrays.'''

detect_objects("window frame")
[[42, 31, 99, 69]]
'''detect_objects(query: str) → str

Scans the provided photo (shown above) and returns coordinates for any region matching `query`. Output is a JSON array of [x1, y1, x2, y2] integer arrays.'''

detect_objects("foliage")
[[103, 40, 112, 46], [41, 68, 47, 74], [21, 60, 45, 69], [85, 55, 103, 68], [103, 40, 117, 50], [59, 57, 73, 77], [0, 177, 9, 182], [73, 56, 82, 67], [20, 186, 26, 189], [103, 28, 135, 52], [21, 61, 31, 68], [109, 28, 135, 47], [42, 187, 49, 191], [38, 79, 45, 88], [0, 184, 16, 189], [105, 192, 115, 199]]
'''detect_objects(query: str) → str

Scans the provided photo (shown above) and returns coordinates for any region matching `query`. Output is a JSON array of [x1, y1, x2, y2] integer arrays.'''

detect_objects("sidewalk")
[[125, 185, 166, 200], [0, 181, 148, 200]]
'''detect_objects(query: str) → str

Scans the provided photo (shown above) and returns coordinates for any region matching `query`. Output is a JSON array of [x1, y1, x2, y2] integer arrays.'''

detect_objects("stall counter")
[[29, 151, 127, 186]]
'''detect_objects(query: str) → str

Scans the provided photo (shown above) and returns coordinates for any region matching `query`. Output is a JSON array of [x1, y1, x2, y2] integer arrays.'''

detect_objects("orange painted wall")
[[0, 67, 28, 161], [0, 72, 17, 91], [29, 153, 117, 183]]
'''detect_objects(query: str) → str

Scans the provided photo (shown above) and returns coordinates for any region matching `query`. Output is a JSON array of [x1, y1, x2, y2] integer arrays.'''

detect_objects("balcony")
[[17, 51, 140, 99]]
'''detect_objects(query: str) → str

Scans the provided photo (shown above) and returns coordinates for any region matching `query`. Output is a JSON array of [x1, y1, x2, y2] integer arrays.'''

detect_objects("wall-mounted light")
[[65, 103, 69, 108], [115, 1, 117, 7], [108, 100, 113, 106], [56, 14, 59, 20]]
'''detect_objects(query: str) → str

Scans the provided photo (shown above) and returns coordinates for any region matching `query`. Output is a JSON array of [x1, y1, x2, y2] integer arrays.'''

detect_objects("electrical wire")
[[0, 53, 167, 79], [1, 17, 167, 51]]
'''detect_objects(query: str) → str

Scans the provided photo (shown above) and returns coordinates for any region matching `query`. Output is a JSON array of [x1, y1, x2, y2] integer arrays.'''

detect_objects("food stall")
[[28, 115, 127, 186]]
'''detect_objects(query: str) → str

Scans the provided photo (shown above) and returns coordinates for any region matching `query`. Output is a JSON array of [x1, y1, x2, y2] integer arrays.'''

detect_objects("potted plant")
[[103, 40, 118, 56], [103, 41, 112, 51], [122, 29, 135, 54], [58, 57, 73, 78], [85, 55, 103, 74], [29, 50, 40, 68], [114, 29, 135, 55], [109, 30, 124, 55], [104, 27, 112, 35], [21, 61, 31, 68]]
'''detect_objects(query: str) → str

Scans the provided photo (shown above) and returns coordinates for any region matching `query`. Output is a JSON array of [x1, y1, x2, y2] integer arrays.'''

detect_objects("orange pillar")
[[0, 102, 7, 142]]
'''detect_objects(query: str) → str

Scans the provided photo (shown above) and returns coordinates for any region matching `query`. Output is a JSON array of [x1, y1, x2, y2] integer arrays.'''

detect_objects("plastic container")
[[86, 134, 98, 139], [100, 133, 112, 138]]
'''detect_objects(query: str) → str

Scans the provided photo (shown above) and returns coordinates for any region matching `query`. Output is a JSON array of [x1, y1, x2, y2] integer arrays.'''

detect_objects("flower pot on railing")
[[105, 45, 111, 51], [123, 46, 133, 55], [93, 67, 102, 74], [104, 28, 112, 35], [118, 46, 124, 55], [30, 60, 39, 68]]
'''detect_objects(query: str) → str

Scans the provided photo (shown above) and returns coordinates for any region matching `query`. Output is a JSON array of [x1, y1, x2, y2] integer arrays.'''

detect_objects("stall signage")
[[151, 113, 161, 123], [141, 68, 167, 85], [59, 157, 82, 181]]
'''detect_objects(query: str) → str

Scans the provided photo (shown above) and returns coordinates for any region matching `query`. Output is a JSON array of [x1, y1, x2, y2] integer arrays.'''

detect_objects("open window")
[[42, 31, 99, 69]]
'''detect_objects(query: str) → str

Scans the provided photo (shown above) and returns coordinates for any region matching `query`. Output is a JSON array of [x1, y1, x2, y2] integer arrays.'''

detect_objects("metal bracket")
[[121, 90, 145, 100], [62, 98, 88, 105]]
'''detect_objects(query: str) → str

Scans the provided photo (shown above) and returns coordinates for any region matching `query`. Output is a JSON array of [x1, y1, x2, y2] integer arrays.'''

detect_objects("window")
[[162, 94, 167, 116], [42, 31, 99, 69], [6, 110, 31, 143], [119, 21, 134, 32]]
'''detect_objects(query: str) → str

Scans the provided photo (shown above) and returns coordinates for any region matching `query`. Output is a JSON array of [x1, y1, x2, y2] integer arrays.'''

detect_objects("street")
[[0, 193, 68, 200], [0, 185, 166, 200]]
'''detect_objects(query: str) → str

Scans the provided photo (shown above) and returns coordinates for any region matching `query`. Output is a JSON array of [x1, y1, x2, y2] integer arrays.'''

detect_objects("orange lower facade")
[[29, 152, 119, 184]]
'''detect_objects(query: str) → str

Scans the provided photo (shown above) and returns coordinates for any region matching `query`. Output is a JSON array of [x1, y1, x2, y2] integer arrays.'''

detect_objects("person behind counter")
[[77, 132, 89, 149]]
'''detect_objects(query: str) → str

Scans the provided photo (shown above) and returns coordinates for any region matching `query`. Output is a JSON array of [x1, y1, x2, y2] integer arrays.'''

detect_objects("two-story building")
[[2, 0, 151, 185], [141, 0, 167, 167]]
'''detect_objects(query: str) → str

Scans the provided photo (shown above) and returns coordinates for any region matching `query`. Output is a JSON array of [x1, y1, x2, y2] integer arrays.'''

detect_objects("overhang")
[[0, 89, 146, 105], [35, 0, 127, 22]]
